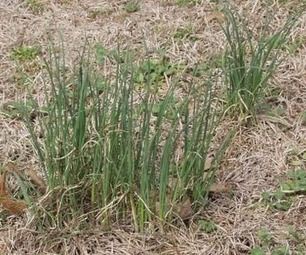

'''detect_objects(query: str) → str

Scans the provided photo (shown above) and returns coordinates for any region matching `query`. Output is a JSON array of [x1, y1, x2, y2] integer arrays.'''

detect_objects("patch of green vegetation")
[[88, 7, 113, 19], [301, 110, 306, 126], [11, 60, 42, 91], [221, 7, 298, 119], [23, 45, 233, 231], [25, 0, 44, 14], [11, 46, 40, 62], [124, 1, 140, 13], [0, 100, 35, 119], [281, 169, 306, 194], [209, 54, 223, 69], [251, 229, 271, 254], [95, 44, 133, 64], [250, 247, 265, 255], [261, 167, 306, 211], [262, 189, 292, 211], [277, 0, 290, 3], [255, 86, 286, 117], [271, 246, 290, 255], [284, 36, 306, 54], [276, 0, 306, 7], [252, 227, 306, 254], [257, 228, 273, 246], [256, 102, 292, 130], [198, 219, 217, 233], [11, 170, 42, 202], [287, 226, 306, 254], [176, 0, 200, 7], [287, 226, 304, 243], [268, 105, 286, 117], [58, 0, 71, 4], [295, 248, 306, 255], [189, 63, 209, 77], [257, 101, 286, 118], [95, 44, 107, 64], [251, 228, 306, 255], [173, 25, 198, 41], [134, 57, 182, 89], [286, 149, 305, 167], [13, 71, 33, 89], [191, 54, 223, 77]]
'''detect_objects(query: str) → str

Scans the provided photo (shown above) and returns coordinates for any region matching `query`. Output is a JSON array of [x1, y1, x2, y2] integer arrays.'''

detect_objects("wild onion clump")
[[221, 8, 297, 118], [24, 47, 231, 231]]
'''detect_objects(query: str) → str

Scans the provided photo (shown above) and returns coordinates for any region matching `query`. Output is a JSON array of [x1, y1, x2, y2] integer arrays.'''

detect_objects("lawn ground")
[[0, 0, 306, 254]]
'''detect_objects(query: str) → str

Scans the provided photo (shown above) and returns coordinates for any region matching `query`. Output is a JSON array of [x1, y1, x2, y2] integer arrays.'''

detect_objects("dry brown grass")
[[0, 0, 306, 254]]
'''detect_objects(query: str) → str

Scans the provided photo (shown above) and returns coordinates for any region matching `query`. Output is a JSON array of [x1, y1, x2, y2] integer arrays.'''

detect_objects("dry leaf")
[[206, 12, 225, 23], [209, 182, 232, 194], [0, 164, 27, 215], [0, 197, 27, 215], [178, 198, 193, 220], [0, 171, 7, 196]]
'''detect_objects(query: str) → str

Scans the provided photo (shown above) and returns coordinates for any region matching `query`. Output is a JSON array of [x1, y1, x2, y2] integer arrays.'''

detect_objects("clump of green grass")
[[176, 0, 200, 7], [271, 246, 290, 255], [23, 45, 232, 231], [11, 45, 40, 62], [284, 35, 306, 54], [11, 45, 42, 91], [25, 0, 44, 14], [250, 247, 265, 255], [221, 8, 297, 119], [190, 53, 223, 77], [198, 219, 217, 233], [173, 25, 198, 41], [0, 100, 35, 120], [124, 1, 140, 13], [257, 228, 273, 246]]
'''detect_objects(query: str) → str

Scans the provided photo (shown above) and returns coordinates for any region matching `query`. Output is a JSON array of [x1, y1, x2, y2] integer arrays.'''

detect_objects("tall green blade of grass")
[[221, 7, 298, 118], [23, 44, 232, 230]]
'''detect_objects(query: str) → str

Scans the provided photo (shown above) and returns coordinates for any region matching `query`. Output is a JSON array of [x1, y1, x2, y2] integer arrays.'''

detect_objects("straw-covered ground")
[[0, 0, 306, 254]]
